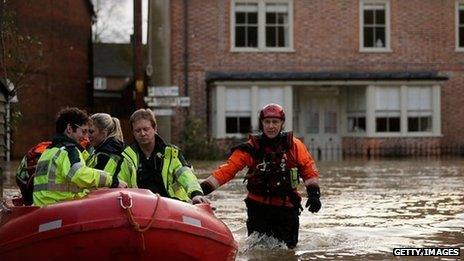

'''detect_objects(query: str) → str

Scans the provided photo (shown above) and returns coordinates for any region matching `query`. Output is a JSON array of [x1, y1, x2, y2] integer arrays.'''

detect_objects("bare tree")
[[0, 1, 44, 96], [92, 0, 133, 43]]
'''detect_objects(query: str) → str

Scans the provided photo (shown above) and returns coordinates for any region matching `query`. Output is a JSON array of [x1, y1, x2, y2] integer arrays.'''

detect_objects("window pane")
[[364, 10, 374, 24], [226, 117, 238, 133], [364, 27, 374, 47], [389, 117, 400, 132], [277, 13, 288, 24], [239, 117, 251, 133], [375, 27, 385, 47], [460, 27, 464, 47], [376, 117, 387, 132], [460, 9, 464, 25], [248, 12, 258, 24], [236, 12, 246, 24], [375, 10, 385, 24], [358, 117, 366, 131], [324, 112, 337, 133], [226, 88, 251, 111], [248, 26, 258, 47], [408, 117, 419, 132], [277, 26, 286, 47], [376, 87, 400, 110], [258, 88, 284, 108], [307, 112, 319, 133], [420, 116, 432, 132], [266, 13, 276, 24], [266, 27, 277, 47], [235, 26, 246, 47]]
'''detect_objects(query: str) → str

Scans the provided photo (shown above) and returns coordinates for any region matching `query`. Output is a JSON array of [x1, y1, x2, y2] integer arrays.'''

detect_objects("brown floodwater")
[[2, 159, 463, 260]]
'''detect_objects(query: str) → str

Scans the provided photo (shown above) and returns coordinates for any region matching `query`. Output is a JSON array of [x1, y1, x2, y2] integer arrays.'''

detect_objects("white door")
[[302, 94, 341, 161]]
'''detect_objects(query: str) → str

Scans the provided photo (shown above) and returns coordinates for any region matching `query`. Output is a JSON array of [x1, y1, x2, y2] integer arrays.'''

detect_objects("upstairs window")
[[458, 2, 464, 50], [235, 3, 258, 48], [360, 0, 390, 51], [233, 1, 292, 51]]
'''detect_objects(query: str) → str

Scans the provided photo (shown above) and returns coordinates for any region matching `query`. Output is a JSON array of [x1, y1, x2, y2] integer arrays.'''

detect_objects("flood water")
[[2, 159, 464, 260], [205, 159, 464, 260]]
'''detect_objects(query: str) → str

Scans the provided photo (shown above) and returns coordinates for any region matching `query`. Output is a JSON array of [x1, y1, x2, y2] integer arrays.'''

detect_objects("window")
[[225, 88, 252, 134], [407, 87, 432, 132], [234, 3, 258, 47], [360, 0, 390, 51], [232, 1, 292, 51], [375, 87, 400, 132], [347, 87, 366, 133], [94, 77, 107, 90], [457, 2, 464, 50]]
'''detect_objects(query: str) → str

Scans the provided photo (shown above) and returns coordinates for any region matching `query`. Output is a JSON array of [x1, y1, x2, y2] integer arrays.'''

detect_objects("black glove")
[[200, 181, 214, 195], [305, 185, 321, 213]]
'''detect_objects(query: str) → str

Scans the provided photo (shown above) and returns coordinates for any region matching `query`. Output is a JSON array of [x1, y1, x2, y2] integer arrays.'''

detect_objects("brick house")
[[149, 0, 464, 158], [0, 0, 95, 159]]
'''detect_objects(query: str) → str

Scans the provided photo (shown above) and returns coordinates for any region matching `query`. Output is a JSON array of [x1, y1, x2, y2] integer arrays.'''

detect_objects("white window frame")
[[363, 85, 440, 137], [456, 1, 464, 51], [225, 87, 252, 137], [231, 0, 294, 52], [406, 86, 433, 133], [359, 0, 391, 53], [212, 84, 292, 138]]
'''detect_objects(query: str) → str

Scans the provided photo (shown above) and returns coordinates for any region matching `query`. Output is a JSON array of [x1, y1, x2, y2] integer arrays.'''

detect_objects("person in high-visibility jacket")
[[33, 107, 125, 207], [200, 103, 322, 248], [125, 108, 209, 204], [86, 113, 137, 188]]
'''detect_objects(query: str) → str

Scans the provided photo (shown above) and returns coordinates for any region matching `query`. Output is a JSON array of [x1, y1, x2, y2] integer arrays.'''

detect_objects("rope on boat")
[[119, 192, 160, 250]]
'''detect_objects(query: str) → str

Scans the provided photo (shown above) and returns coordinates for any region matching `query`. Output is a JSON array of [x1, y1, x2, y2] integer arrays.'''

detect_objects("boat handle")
[[118, 192, 133, 209]]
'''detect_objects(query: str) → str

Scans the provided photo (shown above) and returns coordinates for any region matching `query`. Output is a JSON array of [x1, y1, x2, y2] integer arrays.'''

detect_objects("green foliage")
[[179, 115, 226, 160]]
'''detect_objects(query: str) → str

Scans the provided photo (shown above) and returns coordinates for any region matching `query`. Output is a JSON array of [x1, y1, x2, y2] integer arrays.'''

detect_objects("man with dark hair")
[[125, 108, 209, 204], [33, 107, 124, 206]]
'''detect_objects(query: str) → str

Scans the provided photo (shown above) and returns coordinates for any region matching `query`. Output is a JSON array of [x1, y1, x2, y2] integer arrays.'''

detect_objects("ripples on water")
[[208, 159, 464, 260], [2, 159, 463, 260]]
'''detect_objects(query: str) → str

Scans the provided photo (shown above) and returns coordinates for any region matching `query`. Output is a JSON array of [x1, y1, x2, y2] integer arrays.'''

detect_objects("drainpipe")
[[183, 0, 189, 114], [5, 100, 10, 161]]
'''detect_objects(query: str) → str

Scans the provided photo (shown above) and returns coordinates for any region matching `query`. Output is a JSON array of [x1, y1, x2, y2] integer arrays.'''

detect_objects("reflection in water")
[[207, 159, 464, 260], [2, 159, 464, 260]]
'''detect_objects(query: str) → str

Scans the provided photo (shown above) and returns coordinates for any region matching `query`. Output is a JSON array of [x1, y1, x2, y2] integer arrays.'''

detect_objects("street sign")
[[153, 108, 175, 116], [144, 96, 191, 107], [147, 86, 179, 97]]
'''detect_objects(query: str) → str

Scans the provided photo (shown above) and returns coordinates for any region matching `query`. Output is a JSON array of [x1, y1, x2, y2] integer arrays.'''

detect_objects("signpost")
[[144, 86, 190, 115]]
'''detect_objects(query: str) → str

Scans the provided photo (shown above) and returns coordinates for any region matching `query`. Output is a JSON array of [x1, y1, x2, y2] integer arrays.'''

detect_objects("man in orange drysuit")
[[201, 103, 321, 248]]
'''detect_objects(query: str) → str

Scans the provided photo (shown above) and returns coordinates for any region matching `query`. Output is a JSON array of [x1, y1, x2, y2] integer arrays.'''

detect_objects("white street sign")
[[144, 96, 191, 107], [147, 86, 179, 97], [153, 108, 175, 116]]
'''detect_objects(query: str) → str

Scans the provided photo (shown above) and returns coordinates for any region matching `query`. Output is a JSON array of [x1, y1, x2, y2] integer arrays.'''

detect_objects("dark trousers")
[[245, 198, 300, 248]]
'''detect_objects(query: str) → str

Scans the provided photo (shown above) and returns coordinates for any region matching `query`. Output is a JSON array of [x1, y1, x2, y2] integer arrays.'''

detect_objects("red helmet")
[[259, 103, 285, 121]]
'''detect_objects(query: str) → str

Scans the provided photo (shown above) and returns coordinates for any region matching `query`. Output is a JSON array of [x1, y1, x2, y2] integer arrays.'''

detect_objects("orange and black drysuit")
[[201, 131, 319, 248]]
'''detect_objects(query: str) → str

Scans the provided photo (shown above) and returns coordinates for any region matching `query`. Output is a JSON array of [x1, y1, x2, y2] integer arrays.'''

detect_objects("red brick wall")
[[7, 0, 93, 158], [169, 0, 464, 147]]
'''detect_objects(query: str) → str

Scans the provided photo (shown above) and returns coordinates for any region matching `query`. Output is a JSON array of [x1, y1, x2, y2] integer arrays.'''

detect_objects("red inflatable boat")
[[0, 189, 237, 260]]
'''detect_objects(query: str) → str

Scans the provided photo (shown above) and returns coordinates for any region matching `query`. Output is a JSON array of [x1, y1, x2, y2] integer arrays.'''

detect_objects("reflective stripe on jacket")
[[127, 145, 202, 201], [33, 145, 112, 207], [86, 147, 138, 188]]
